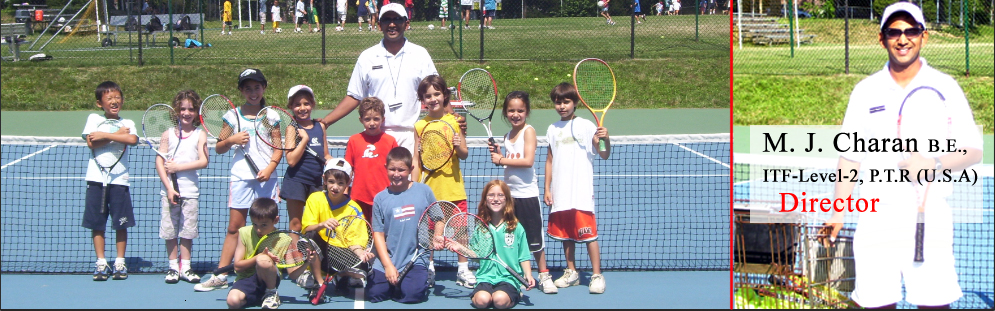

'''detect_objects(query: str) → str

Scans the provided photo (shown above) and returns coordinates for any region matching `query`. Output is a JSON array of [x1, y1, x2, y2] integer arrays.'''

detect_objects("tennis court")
[[1, 109, 731, 308]]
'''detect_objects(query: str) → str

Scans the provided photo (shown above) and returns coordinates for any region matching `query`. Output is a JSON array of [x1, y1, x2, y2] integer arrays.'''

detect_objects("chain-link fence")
[[1, 0, 728, 65], [733, 0, 994, 76]]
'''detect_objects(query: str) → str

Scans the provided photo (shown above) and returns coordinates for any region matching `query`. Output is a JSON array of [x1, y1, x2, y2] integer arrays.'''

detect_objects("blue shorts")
[[366, 265, 429, 303], [230, 273, 281, 306], [279, 178, 321, 202], [484, 10, 495, 17], [83, 181, 136, 231]]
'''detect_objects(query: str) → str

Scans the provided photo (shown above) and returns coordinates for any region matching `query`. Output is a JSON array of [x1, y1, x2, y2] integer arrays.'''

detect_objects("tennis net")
[[733, 153, 994, 309], [1, 134, 729, 274]]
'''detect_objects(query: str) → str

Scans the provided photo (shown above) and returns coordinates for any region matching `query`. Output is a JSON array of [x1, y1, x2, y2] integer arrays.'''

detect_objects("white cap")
[[880, 2, 927, 30], [287, 84, 315, 100], [379, 3, 407, 20], [323, 158, 353, 176]]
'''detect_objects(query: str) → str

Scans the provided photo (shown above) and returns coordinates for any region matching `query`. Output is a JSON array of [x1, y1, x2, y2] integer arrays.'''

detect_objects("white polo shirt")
[[839, 58, 982, 210], [346, 39, 438, 130]]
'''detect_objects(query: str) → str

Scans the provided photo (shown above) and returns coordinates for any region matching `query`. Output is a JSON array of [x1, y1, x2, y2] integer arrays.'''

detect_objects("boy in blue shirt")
[[366, 147, 435, 303]]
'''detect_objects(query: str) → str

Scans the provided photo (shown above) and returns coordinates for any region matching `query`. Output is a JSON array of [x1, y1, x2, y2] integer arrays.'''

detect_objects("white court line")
[[354, 287, 365, 309], [1, 144, 57, 170], [674, 143, 730, 168]]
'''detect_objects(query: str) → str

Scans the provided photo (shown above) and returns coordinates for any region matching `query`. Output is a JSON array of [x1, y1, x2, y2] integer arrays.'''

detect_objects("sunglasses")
[[381, 17, 407, 25], [882, 27, 923, 39]]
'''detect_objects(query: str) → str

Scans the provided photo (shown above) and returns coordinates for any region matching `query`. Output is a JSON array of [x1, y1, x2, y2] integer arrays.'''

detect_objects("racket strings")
[[460, 75, 497, 120], [420, 130, 453, 171], [574, 61, 615, 109], [257, 107, 303, 150], [325, 216, 372, 271], [445, 214, 494, 259], [200, 96, 236, 140]]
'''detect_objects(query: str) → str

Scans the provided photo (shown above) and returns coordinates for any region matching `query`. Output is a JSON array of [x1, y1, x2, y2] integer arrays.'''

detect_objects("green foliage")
[[800, 0, 833, 19]]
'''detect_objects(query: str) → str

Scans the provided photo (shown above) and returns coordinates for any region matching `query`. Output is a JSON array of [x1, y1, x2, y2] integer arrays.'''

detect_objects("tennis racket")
[[458, 68, 499, 148], [396, 200, 461, 282], [200, 94, 261, 176], [142, 104, 185, 201], [573, 58, 617, 152], [443, 212, 529, 287], [896, 86, 950, 263], [311, 215, 373, 305], [418, 119, 457, 181], [92, 119, 127, 214], [255, 105, 323, 164], [212, 230, 319, 275]]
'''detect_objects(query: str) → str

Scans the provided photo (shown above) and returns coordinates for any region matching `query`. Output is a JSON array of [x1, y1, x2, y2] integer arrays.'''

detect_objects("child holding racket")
[[345, 97, 398, 223], [544, 82, 611, 294], [487, 91, 556, 294], [82, 81, 139, 281], [226, 197, 312, 309], [412, 75, 475, 288], [461, 180, 536, 309], [196, 68, 285, 292], [301, 159, 372, 296], [280, 84, 332, 242], [157, 90, 210, 284], [824, 2, 982, 308], [367, 147, 436, 303]]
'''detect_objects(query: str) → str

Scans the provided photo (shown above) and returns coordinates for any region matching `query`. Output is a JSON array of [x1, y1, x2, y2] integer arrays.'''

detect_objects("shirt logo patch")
[[363, 144, 378, 158], [869, 105, 885, 114], [504, 232, 515, 247], [372, 65, 383, 70], [394, 205, 415, 219]]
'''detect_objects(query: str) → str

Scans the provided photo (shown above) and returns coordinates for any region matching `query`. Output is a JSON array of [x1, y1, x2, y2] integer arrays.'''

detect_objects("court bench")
[[751, 33, 817, 46], [14, 9, 71, 32], [1, 23, 28, 61], [99, 14, 202, 47]]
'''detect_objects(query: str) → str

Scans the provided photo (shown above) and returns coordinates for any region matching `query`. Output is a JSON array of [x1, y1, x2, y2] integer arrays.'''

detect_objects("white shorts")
[[228, 179, 280, 209], [385, 127, 415, 157], [160, 196, 199, 240], [338, 9, 347, 21], [260, 13, 267, 23], [850, 202, 962, 307]]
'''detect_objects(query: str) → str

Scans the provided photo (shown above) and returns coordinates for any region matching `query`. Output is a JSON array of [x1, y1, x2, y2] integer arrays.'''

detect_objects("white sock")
[[96, 258, 107, 266], [458, 261, 468, 273], [115, 258, 126, 266], [181, 259, 191, 272], [429, 260, 436, 272], [169, 259, 179, 271]]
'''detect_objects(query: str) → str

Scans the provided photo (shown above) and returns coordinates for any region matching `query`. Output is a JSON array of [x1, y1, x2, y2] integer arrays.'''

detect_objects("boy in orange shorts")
[[543, 82, 612, 294]]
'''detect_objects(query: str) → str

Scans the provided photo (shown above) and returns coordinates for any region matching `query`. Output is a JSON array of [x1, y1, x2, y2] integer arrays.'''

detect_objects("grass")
[[733, 18, 995, 76], [733, 74, 995, 134], [0, 59, 730, 111], [1, 15, 728, 65]]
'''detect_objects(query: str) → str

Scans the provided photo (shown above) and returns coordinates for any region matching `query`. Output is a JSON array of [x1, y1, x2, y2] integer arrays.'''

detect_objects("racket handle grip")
[[170, 173, 180, 195], [598, 138, 606, 152], [213, 264, 235, 276], [246, 155, 260, 175], [488, 137, 502, 167], [913, 212, 925, 263]]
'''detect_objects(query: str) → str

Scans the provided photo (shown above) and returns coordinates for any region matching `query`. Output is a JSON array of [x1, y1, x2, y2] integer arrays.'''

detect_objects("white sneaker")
[[261, 30, 265, 34], [221, 31, 225, 35], [228, 31, 232, 35], [261, 289, 281, 309], [553, 269, 579, 288], [165, 269, 180, 284], [456, 269, 476, 289], [180, 269, 201, 283], [589, 274, 606, 294], [194, 274, 229, 292], [537, 272, 558, 294], [427, 264, 436, 288], [296, 270, 316, 289]]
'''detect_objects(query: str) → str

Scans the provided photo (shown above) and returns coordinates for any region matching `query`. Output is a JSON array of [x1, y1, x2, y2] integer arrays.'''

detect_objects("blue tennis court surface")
[[0, 271, 730, 309], [1, 134, 729, 274]]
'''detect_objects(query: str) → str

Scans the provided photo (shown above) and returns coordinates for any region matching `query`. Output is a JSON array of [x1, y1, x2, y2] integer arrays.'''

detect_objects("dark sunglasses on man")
[[883, 27, 924, 39]]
